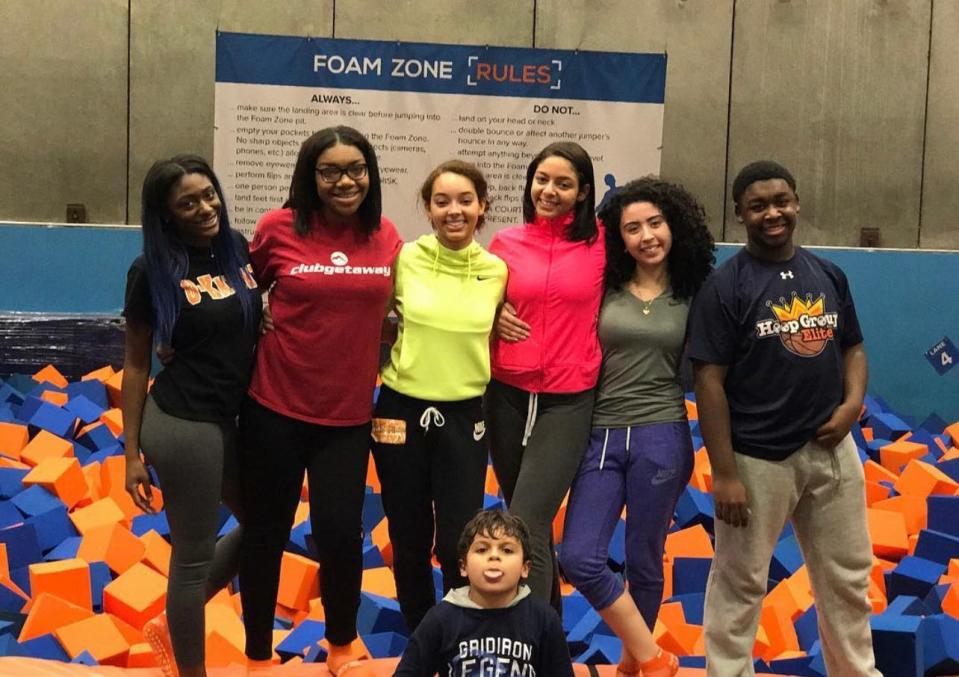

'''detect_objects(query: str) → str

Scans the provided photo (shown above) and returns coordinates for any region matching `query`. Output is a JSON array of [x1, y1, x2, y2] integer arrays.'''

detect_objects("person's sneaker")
[[638, 648, 679, 677], [142, 612, 177, 677]]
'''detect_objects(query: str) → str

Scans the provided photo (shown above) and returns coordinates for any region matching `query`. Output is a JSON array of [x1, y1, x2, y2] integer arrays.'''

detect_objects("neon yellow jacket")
[[381, 234, 507, 400]]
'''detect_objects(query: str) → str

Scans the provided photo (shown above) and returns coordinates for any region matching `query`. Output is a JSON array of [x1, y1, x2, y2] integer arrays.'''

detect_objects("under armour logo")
[[780, 270, 794, 280]]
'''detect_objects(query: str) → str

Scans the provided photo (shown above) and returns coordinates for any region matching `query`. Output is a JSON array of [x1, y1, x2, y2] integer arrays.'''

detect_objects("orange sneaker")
[[143, 612, 177, 677], [327, 639, 370, 677], [639, 648, 679, 677]]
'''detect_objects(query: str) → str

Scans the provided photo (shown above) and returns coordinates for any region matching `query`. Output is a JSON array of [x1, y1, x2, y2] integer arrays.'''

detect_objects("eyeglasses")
[[315, 163, 368, 183]]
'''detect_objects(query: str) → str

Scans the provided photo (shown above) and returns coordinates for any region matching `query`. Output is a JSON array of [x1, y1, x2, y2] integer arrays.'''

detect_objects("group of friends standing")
[[120, 123, 881, 677]]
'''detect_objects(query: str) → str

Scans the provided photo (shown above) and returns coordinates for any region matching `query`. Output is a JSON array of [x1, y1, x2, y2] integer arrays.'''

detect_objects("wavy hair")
[[287, 125, 382, 237], [522, 142, 597, 243], [139, 155, 257, 346], [419, 159, 491, 230], [599, 177, 715, 301]]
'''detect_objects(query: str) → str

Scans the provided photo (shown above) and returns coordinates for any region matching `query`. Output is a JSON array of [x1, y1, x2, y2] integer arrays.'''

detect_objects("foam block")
[[920, 613, 959, 674], [27, 558, 92, 610], [77, 523, 145, 575], [866, 508, 910, 560], [0, 469, 28, 500], [915, 529, 959, 566], [19, 430, 73, 467], [0, 423, 28, 461], [62, 396, 105, 426], [23, 457, 87, 509], [27, 505, 79, 553], [18, 592, 94, 641], [28, 401, 78, 439], [10, 484, 61, 518], [871, 413, 912, 441], [672, 557, 711, 595], [54, 613, 131, 666], [357, 592, 407, 636], [928, 496, 959, 538], [871, 612, 923, 677], [69, 496, 127, 535], [32, 366, 68, 389], [0, 523, 42, 571], [888, 557, 947, 599], [895, 460, 959, 497], [674, 487, 714, 531], [275, 618, 326, 661], [277, 551, 319, 611], [102, 561, 166, 629], [770, 534, 804, 582]]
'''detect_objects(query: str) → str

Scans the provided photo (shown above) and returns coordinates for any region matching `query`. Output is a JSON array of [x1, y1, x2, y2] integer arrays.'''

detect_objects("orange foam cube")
[[757, 602, 800, 662], [126, 642, 159, 668], [100, 456, 163, 519], [99, 407, 124, 437], [40, 390, 69, 407], [103, 561, 167, 629], [77, 522, 146, 575], [70, 495, 127, 534], [894, 460, 959, 497], [864, 460, 899, 484], [865, 480, 892, 506], [0, 422, 29, 461], [872, 494, 927, 536], [139, 529, 171, 578], [483, 464, 498, 497], [866, 508, 910, 560], [362, 567, 398, 598], [664, 524, 714, 559], [653, 601, 700, 656], [23, 456, 87, 509], [277, 551, 320, 611], [19, 592, 94, 641], [83, 365, 115, 382], [0, 543, 8, 580], [942, 583, 959, 619], [105, 369, 124, 408], [371, 518, 393, 568], [880, 440, 930, 474], [19, 429, 73, 466], [204, 601, 247, 667], [368, 458, 383, 493], [33, 364, 68, 388], [945, 421, 959, 447], [55, 613, 131, 665], [28, 558, 92, 610], [685, 399, 698, 421]]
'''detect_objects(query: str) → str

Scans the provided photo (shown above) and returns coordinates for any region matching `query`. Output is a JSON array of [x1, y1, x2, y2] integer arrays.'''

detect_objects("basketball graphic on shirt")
[[754, 293, 838, 358]]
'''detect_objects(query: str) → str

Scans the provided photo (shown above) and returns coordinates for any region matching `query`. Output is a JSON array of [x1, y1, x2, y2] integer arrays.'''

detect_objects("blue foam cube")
[[63, 395, 105, 425], [10, 485, 61, 518], [919, 613, 959, 675], [275, 619, 325, 660], [927, 496, 959, 538], [914, 529, 959, 565], [65, 380, 109, 410], [672, 556, 711, 595], [871, 613, 923, 677], [27, 401, 77, 438], [675, 486, 714, 532], [888, 556, 946, 599]]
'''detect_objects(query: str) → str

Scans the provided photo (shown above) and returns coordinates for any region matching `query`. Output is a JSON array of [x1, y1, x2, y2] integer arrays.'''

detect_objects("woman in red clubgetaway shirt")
[[239, 126, 400, 676]]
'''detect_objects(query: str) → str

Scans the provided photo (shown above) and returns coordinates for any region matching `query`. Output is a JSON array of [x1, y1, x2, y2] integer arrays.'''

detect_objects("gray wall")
[[1, 0, 955, 249]]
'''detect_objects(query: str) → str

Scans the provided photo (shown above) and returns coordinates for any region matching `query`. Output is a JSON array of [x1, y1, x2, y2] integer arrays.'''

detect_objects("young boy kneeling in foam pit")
[[394, 509, 574, 676]]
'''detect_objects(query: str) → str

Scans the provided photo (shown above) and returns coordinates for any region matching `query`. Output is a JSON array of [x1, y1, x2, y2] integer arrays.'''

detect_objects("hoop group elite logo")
[[755, 292, 838, 358]]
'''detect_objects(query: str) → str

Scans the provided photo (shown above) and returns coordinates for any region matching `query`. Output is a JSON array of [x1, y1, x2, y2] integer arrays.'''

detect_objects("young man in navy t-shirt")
[[687, 161, 880, 676]]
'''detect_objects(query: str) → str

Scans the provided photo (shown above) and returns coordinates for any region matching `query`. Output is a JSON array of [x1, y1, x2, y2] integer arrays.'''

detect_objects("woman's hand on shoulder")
[[494, 302, 530, 342]]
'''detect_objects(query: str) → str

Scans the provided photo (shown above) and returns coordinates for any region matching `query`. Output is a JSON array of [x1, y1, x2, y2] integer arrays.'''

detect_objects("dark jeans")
[[371, 384, 488, 632], [237, 396, 371, 658]]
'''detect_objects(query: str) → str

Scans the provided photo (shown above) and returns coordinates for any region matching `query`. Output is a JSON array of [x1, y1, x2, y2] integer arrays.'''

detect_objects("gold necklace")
[[628, 280, 661, 315], [641, 299, 652, 315]]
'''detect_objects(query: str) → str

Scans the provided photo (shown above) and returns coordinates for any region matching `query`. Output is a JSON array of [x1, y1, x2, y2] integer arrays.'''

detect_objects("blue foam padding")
[[71, 650, 98, 665], [362, 488, 385, 534], [362, 631, 408, 659], [575, 633, 622, 665], [70, 441, 91, 464], [26, 383, 65, 400], [357, 592, 407, 636], [936, 459, 959, 483], [850, 421, 868, 451], [74, 424, 118, 452], [0, 501, 22, 529], [562, 590, 592, 635], [287, 520, 313, 557], [21, 632, 70, 660], [669, 592, 705, 625], [0, 468, 30, 498], [566, 606, 605, 655], [0, 522, 42, 570], [0, 581, 26, 613], [870, 412, 912, 441], [887, 556, 946, 599], [27, 505, 79, 553], [362, 542, 385, 569], [63, 395, 105, 425], [3, 375, 37, 396], [0, 383, 25, 407], [0, 620, 15, 637], [767, 655, 816, 676], [16, 398, 45, 424], [914, 529, 959, 565], [303, 642, 328, 663], [674, 486, 714, 532], [0, 405, 16, 423], [678, 655, 706, 667], [770, 533, 804, 582], [275, 619, 326, 660], [918, 413, 948, 435], [10, 485, 62, 518], [0, 632, 29, 656], [871, 613, 923, 677], [794, 605, 819, 652], [89, 561, 112, 612], [927, 496, 959, 538], [8, 567, 29, 598], [672, 556, 711, 595], [65, 380, 109, 410], [43, 535, 82, 561], [866, 439, 893, 464], [807, 651, 827, 676], [923, 583, 952, 614], [131, 512, 169, 537], [908, 429, 942, 459], [27, 401, 77, 438], [483, 493, 506, 510], [862, 394, 888, 417], [884, 594, 932, 617], [919, 613, 959, 675]]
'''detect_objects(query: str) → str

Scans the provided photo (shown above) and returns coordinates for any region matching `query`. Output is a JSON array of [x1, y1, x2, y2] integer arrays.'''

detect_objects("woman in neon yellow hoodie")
[[372, 160, 508, 633]]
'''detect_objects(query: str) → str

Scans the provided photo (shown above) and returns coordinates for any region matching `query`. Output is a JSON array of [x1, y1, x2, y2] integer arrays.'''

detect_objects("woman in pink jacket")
[[486, 141, 603, 612]]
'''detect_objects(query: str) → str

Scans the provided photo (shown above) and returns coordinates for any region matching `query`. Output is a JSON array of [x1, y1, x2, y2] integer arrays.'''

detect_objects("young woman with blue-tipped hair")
[[121, 155, 261, 677]]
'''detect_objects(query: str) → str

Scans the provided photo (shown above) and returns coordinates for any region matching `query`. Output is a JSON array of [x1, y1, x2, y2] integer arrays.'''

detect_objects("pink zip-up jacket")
[[489, 213, 606, 394]]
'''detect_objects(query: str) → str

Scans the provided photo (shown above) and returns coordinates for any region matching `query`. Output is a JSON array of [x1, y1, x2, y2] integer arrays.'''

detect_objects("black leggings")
[[237, 396, 371, 658], [371, 385, 488, 632]]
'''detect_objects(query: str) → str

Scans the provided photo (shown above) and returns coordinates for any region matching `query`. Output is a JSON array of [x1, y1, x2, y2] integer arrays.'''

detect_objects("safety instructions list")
[[215, 32, 666, 240]]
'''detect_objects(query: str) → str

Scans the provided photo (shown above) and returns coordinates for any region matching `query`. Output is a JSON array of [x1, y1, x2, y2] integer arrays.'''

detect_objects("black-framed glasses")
[[315, 163, 368, 183]]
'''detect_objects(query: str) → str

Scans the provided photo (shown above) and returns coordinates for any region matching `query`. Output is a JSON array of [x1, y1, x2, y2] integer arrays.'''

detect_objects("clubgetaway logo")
[[755, 292, 838, 358], [289, 251, 391, 277]]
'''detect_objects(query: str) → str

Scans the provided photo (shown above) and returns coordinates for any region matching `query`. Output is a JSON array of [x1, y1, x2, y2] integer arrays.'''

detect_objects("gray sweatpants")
[[139, 395, 243, 668], [704, 434, 880, 677]]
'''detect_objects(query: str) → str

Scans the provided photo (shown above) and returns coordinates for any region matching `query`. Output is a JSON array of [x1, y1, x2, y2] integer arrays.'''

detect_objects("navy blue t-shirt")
[[687, 247, 863, 460]]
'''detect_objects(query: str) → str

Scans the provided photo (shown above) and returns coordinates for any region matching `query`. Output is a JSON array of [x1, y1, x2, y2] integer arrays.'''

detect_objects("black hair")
[[599, 176, 715, 301], [522, 142, 597, 243], [457, 509, 532, 563], [287, 125, 382, 237], [420, 159, 491, 230], [139, 155, 257, 346], [731, 160, 797, 206]]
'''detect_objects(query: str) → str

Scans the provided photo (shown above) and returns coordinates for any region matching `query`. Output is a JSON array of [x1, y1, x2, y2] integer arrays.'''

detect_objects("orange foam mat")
[[0, 658, 736, 676]]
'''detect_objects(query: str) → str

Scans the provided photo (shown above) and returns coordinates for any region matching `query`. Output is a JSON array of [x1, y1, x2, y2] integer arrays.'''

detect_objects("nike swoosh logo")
[[476, 276, 492, 281]]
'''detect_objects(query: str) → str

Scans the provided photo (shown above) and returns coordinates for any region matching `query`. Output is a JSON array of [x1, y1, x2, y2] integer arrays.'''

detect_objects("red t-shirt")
[[248, 208, 402, 425]]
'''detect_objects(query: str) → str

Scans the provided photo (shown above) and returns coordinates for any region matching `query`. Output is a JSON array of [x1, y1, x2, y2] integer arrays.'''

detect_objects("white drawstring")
[[599, 429, 610, 470], [419, 406, 445, 433], [521, 392, 539, 447], [625, 427, 631, 454]]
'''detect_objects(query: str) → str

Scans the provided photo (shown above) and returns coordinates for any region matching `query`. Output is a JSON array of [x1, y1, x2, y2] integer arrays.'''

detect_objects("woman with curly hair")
[[560, 177, 714, 677]]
